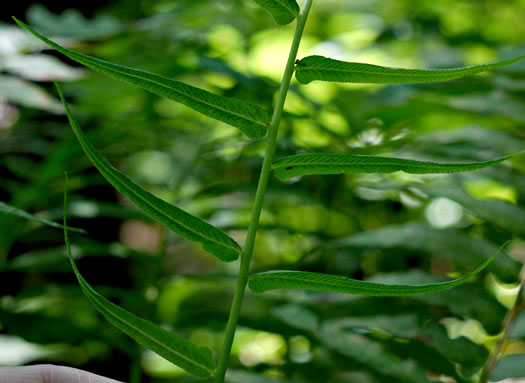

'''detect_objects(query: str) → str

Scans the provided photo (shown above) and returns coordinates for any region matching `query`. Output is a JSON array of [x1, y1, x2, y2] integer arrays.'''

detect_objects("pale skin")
[[0, 365, 123, 383]]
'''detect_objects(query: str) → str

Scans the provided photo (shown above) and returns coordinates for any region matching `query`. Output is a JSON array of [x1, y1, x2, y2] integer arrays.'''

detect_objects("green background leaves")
[[3, 1, 525, 382], [0, 201, 86, 234]]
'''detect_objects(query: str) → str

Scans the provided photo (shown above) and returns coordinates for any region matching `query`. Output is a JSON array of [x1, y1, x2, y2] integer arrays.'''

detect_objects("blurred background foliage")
[[1, 0, 525, 382]]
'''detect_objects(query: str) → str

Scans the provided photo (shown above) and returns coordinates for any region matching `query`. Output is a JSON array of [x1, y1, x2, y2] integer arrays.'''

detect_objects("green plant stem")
[[479, 268, 525, 383], [214, 1, 314, 381]]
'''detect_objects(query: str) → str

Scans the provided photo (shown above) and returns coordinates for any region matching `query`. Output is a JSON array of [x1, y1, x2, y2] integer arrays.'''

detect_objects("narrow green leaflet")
[[0, 201, 86, 234], [272, 152, 524, 181], [13, 17, 270, 140], [62, 182, 215, 379], [294, 55, 525, 85], [55, 82, 241, 262], [248, 242, 505, 295], [254, 0, 300, 25]]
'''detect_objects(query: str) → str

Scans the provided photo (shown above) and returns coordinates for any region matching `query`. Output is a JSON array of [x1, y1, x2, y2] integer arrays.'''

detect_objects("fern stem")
[[479, 268, 525, 383], [214, 1, 314, 381]]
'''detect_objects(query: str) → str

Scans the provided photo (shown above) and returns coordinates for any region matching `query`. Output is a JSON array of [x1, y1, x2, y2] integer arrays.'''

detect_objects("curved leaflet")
[[63, 179, 216, 378], [254, 0, 300, 25], [55, 82, 241, 262], [249, 243, 506, 295], [295, 55, 525, 85], [272, 152, 525, 181], [13, 17, 270, 140]]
